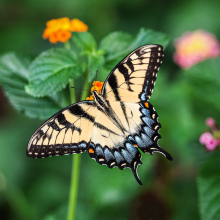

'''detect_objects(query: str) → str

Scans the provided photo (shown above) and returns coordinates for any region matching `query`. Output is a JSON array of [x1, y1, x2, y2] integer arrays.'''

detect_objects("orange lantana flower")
[[43, 17, 88, 44], [86, 81, 104, 100]]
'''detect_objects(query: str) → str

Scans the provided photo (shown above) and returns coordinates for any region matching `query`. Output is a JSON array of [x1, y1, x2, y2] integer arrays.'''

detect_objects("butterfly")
[[27, 44, 173, 185]]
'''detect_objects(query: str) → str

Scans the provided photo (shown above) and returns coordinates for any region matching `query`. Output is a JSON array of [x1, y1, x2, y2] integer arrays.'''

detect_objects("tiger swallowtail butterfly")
[[27, 44, 173, 185]]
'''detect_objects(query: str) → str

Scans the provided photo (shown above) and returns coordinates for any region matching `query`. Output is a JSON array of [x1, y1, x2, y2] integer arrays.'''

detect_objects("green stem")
[[69, 79, 76, 104], [67, 70, 89, 220], [64, 41, 71, 50], [80, 70, 90, 101], [67, 154, 81, 220]]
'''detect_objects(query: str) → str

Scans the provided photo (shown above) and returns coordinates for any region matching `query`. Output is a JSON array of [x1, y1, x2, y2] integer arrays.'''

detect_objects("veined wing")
[[102, 44, 163, 103]]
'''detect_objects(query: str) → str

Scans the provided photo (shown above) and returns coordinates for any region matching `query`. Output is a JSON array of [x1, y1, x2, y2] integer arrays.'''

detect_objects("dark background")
[[0, 0, 220, 219]]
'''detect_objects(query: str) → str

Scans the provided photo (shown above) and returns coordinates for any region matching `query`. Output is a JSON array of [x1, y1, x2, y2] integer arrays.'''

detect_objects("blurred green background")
[[0, 0, 220, 219]]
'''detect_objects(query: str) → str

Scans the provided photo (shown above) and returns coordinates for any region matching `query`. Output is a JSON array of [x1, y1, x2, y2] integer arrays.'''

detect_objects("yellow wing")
[[102, 44, 164, 103]]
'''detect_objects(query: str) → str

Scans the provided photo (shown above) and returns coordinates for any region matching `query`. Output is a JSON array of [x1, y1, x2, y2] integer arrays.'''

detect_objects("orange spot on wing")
[[89, 148, 94, 153], [144, 102, 149, 108], [133, 144, 138, 147]]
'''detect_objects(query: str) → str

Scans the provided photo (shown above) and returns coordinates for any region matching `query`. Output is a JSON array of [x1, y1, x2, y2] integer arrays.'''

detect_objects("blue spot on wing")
[[141, 108, 151, 118], [104, 148, 114, 162], [121, 149, 133, 163], [140, 93, 146, 101], [96, 145, 104, 157], [142, 117, 155, 128], [125, 142, 138, 157], [114, 151, 124, 164], [143, 126, 155, 138]]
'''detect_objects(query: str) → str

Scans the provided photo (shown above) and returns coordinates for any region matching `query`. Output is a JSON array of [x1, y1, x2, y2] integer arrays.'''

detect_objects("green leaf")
[[129, 28, 170, 51], [197, 149, 220, 220], [72, 32, 97, 54], [88, 54, 105, 82], [25, 48, 82, 97], [0, 52, 61, 119], [183, 58, 220, 111], [100, 28, 170, 69], [184, 58, 220, 86], [99, 31, 133, 59]]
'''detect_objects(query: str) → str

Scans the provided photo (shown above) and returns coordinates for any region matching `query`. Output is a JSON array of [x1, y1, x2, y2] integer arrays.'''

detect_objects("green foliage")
[[182, 58, 220, 111], [72, 32, 97, 54], [25, 48, 83, 97], [197, 149, 220, 220], [0, 53, 60, 119], [100, 28, 170, 70]]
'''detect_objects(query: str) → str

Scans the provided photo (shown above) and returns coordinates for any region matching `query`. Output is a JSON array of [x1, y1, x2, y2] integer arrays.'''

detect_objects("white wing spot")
[[110, 162, 116, 166]]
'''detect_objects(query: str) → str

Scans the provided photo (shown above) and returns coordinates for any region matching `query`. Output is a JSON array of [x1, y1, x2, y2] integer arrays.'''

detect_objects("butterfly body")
[[27, 44, 172, 185]]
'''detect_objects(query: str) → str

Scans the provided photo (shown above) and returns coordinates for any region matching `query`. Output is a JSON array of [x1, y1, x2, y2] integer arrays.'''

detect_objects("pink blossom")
[[173, 30, 220, 69], [206, 117, 215, 127], [205, 117, 216, 131], [199, 132, 213, 145], [205, 138, 217, 151]]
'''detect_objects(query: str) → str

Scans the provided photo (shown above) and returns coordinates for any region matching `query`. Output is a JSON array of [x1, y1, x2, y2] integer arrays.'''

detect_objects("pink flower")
[[199, 132, 217, 151], [206, 117, 215, 127], [206, 138, 217, 151], [199, 132, 213, 145], [205, 117, 216, 131], [174, 30, 220, 69]]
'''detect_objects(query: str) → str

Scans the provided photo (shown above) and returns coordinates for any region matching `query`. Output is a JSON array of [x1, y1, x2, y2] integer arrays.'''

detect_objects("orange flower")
[[86, 81, 104, 100], [86, 95, 94, 101], [70, 19, 88, 32], [43, 17, 88, 44]]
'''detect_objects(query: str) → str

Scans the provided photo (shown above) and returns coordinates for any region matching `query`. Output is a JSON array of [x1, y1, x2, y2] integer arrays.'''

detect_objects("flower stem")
[[67, 70, 89, 220], [80, 70, 90, 101], [69, 79, 76, 104], [67, 154, 81, 220]]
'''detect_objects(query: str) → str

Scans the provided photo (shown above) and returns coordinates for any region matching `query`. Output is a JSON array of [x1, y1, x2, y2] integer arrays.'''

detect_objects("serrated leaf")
[[0, 52, 30, 79], [26, 48, 82, 97], [88, 54, 105, 82], [129, 28, 170, 51], [0, 52, 61, 119], [101, 28, 170, 69], [197, 149, 220, 220], [99, 31, 133, 58], [72, 32, 97, 54]]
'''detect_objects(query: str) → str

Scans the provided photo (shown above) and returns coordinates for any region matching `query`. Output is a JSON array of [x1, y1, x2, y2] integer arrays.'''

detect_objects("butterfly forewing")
[[102, 44, 164, 103]]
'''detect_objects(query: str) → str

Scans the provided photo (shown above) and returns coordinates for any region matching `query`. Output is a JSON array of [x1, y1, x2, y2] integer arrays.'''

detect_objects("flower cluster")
[[43, 17, 88, 44], [174, 30, 220, 69], [86, 81, 104, 100], [199, 118, 220, 151]]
